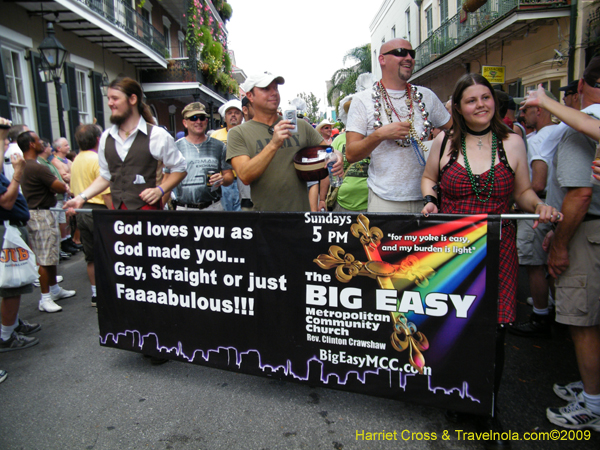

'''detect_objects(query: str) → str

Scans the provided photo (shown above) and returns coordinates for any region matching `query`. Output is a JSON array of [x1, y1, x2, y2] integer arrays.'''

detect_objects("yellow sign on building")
[[482, 66, 505, 84]]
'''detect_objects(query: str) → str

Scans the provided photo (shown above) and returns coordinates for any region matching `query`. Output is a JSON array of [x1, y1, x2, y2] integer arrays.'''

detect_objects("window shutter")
[[91, 71, 105, 129], [29, 52, 53, 141], [0, 52, 11, 120], [63, 63, 80, 151]]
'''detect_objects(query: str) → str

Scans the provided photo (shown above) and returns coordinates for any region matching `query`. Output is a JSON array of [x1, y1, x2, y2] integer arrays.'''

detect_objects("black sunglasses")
[[186, 114, 207, 122], [383, 48, 416, 59]]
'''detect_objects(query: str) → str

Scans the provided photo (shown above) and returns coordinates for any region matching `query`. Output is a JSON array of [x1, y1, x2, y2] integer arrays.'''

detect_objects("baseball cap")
[[583, 55, 600, 87], [241, 72, 285, 92], [218, 99, 242, 117], [182, 102, 206, 119], [559, 79, 579, 95]]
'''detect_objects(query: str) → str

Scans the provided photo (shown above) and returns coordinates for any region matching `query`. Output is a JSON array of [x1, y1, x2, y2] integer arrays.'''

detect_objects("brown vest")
[[104, 124, 161, 210]]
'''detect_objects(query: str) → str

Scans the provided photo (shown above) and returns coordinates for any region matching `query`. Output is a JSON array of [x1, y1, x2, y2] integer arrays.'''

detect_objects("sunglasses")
[[186, 114, 208, 122], [383, 48, 416, 59]]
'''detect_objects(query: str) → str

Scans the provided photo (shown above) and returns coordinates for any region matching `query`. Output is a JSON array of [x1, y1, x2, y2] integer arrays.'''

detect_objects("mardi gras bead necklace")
[[461, 131, 497, 203], [372, 81, 432, 166]]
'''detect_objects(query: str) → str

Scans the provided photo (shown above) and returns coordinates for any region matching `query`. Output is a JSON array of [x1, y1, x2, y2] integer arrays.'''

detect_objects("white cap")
[[241, 72, 285, 92], [218, 99, 243, 118]]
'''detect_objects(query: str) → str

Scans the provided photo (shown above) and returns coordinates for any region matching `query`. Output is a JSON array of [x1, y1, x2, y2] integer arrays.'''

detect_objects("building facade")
[[0, 0, 240, 150], [370, 0, 580, 102]]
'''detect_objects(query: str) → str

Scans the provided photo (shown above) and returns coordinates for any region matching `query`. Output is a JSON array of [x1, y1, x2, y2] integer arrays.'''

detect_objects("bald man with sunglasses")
[[346, 38, 451, 213], [168, 102, 233, 211]]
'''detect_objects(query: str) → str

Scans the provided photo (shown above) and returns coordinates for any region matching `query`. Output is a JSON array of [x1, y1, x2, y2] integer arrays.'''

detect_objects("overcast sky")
[[227, 0, 383, 112]]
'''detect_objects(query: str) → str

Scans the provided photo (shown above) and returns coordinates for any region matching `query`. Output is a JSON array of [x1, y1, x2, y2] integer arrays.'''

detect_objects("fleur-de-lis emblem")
[[390, 314, 429, 373], [313, 246, 364, 283], [351, 214, 383, 250]]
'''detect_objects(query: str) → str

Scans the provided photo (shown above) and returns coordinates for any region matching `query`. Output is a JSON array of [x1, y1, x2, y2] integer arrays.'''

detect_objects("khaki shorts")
[[27, 210, 59, 266], [555, 220, 600, 327], [517, 220, 551, 266], [367, 188, 422, 213]]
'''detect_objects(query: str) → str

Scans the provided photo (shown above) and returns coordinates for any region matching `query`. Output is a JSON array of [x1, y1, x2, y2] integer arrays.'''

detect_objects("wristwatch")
[[79, 193, 88, 202]]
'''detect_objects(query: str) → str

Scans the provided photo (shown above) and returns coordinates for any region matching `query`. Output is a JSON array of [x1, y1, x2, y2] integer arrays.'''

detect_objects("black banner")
[[95, 211, 500, 415]]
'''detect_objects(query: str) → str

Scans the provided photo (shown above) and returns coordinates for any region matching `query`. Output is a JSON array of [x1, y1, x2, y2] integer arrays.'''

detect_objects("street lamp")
[[38, 22, 69, 138]]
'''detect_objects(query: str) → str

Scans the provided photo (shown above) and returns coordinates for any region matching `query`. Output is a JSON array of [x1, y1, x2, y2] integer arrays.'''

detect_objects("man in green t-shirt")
[[227, 73, 343, 212]]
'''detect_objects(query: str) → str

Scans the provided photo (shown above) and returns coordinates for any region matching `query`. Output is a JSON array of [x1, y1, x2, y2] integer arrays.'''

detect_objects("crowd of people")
[[0, 35, 598, 442]]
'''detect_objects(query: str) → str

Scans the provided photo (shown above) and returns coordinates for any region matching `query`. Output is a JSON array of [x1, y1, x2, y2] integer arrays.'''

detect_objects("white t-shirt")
[[528, 124, 557, 170], [98, 116, 186, 181], [3, 143, 23, 182], [347, 86, 450, 201]]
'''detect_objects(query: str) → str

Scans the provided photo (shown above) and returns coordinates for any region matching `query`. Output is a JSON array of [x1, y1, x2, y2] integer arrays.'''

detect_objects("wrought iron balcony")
[[140, 58, 203, 83], [139, 57, 234, 100], [81, 0, 166, 58], [414, 0, 570, 72]]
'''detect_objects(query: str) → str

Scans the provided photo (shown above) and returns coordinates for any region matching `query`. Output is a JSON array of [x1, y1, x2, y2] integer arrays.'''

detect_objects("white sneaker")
[[33, 275, 64, 288], [547, 392, 600, 431], [39, 299, 62, 313], [51, 287, 76, 301], [554, 381, 585, 402]]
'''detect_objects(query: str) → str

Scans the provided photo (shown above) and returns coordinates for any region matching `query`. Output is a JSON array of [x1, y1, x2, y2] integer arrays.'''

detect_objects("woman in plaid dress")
[[421, 73, 561, 438]]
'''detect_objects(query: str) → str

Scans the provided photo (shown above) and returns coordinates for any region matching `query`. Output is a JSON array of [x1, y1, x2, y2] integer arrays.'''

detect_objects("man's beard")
[[110, 105, 134, 126], [398, 66, 413, 82]]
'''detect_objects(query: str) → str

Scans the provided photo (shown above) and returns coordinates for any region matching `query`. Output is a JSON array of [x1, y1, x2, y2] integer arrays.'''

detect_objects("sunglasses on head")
[[383, 48, 416, 59], [186, 114, 207, 122]]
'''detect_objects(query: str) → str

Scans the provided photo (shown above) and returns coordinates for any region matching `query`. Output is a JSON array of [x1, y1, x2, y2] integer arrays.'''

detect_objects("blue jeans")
[[221, 181, 241, 211]]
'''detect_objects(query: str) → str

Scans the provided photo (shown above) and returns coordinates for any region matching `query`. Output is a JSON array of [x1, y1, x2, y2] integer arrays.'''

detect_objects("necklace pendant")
[[405, 98, 411, 107], [477, 138, 483, 151]]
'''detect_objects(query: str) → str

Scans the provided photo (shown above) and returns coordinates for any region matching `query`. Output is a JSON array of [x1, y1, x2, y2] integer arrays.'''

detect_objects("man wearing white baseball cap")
[[226, 72, 342, 211], [212, 99, 249, 210]]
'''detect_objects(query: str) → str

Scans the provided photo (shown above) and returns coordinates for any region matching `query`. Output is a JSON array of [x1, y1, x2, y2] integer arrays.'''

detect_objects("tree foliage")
[[298, 92, 321, 124], [327, 43, 372, 108]]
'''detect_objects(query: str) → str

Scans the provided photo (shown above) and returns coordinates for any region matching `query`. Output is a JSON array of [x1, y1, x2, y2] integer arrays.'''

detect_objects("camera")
[[283, 109, 298, 133]]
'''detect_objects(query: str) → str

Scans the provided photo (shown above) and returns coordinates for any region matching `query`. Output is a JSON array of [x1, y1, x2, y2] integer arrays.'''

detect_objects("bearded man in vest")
[[64, 77, 186, 211]]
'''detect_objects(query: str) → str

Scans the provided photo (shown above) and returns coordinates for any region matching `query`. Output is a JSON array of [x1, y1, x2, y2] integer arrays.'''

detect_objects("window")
[[163, 26, 171, 57], [75, 68, 92, 124], [178, 31, 185, 58], [1, 46, 29, 125], [425, 6, 433, 37], [440, 0, 448, 23], [391, 26, 396, 39], [405, 8, 411, 42], [163, 16, 172, 58]]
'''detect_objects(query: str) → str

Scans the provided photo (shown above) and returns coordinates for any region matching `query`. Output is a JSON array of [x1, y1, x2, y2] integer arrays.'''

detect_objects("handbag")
[[0, 221, 38, 288]]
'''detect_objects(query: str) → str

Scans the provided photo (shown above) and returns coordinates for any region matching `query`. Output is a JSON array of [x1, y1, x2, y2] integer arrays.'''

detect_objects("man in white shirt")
[[65, 77, 186, 211]]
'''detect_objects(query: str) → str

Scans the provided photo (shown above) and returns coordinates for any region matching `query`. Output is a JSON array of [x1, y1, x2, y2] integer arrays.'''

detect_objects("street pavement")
[[0, 251, 598, 449]]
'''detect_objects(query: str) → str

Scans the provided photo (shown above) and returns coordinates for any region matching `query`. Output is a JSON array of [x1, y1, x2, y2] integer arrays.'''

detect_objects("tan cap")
[[182, 102, 206, 119]]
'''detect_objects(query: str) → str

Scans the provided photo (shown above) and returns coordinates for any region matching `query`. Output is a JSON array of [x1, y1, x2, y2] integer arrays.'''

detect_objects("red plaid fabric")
[[439, 142, 517, 323]]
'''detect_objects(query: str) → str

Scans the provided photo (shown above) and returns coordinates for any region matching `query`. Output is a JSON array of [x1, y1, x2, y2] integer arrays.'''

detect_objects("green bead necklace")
[[461, 132, 497, 203]]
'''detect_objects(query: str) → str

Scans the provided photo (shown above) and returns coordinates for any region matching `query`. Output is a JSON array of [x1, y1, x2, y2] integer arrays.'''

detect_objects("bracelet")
[[157, 186, 165, 195], [423, 195, 438, 207], [535, 201, 549, 208], [12, 178, 21, 183]]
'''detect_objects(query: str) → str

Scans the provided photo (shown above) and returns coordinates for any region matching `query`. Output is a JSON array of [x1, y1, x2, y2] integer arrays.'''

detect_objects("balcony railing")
[[414, 0, 569, 72], [139, 58, 234, 100], [81, 0, 166, 58]]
